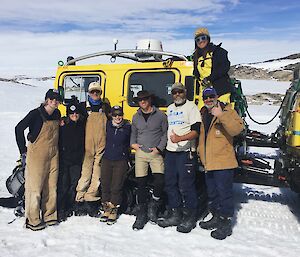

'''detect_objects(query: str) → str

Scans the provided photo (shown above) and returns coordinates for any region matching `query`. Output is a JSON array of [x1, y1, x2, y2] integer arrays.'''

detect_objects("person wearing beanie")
[[99, 105, 131, 225], [15, 89, 62, 231], [57, 101, 85, 221], [193, 27, 232, 103], [197, 87, 244, 240], [75, 81, 110, 217]]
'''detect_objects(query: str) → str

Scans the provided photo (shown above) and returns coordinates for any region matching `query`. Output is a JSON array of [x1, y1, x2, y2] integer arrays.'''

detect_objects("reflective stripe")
[[292, 131, 300, 135]]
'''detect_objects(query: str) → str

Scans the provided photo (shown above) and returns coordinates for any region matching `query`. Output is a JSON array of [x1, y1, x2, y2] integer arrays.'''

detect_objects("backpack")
[[6, 164, 25, 198]]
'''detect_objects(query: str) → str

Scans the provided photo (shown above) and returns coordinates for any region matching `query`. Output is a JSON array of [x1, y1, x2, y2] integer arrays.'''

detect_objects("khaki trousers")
[[25, 120, 59, 226], [76, 112, 106, 202]]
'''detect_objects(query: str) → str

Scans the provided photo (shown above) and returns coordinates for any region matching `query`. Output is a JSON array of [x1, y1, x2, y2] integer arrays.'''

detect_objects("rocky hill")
[[230, 53, 300, 81]]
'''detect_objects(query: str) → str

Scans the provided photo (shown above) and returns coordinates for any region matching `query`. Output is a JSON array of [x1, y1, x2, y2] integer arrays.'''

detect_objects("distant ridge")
[[230, 53, 300, 81]]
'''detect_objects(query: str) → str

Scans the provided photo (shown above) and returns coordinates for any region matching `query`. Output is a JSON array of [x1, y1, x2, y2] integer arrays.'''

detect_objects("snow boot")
[[176, 208, 197, 233], [157, 208, 182, 228], [74, 202, 87, 216], [107, 205, 119, 225], [85, 201, 101, 217], [100, 202, 113, 222], [148, 197, 162, 223], [132, 203, 148, 230], [199, 212, 220, 230], [25, 221, 46, 231], [210, 216, 232, 240]]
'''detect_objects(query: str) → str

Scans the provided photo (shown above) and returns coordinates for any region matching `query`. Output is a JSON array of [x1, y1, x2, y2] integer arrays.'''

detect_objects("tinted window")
[[127, 71, 175, 107], [63, 75, 100, 102]]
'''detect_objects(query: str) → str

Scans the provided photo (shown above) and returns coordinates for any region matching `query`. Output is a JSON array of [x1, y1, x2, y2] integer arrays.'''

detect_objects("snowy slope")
[[241, 58, 300, 71], [0, 78, 300, 257]]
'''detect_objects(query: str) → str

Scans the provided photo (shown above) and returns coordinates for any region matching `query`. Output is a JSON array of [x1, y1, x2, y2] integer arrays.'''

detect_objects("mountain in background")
[[230, 53, 300, 81]]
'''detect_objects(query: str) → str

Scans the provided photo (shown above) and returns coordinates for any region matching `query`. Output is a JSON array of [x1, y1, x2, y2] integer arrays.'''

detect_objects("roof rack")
[[65, 49, 188, 65]]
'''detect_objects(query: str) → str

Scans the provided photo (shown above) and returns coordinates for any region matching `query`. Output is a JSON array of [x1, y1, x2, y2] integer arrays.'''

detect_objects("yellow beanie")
[[195, 27, 210, 38]]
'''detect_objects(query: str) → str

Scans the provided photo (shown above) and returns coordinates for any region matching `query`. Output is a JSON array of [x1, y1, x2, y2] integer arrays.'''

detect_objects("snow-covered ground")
[[0, 77, 299, 257]]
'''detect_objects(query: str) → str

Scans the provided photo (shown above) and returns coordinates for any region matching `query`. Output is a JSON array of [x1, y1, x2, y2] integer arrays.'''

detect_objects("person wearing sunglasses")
[[75, 81, 109, 217], [130, 90, 168, 230], [197, 87, 244, 240], [15, 89, 62, 230], [100, 105, 131, 225], [157, 82, 201, 233], [193, 27, 232, 104], [57, 101, 85, 222]]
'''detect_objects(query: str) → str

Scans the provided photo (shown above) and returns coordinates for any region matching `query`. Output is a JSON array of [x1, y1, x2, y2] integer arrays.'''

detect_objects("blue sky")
[[0, 0, 299, 73]]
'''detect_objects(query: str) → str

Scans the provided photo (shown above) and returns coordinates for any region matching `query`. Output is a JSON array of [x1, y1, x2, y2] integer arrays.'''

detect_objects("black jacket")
[[193, 43, 232, 96], [103, 120, 131, 161], [15, 105, 61, 154], [59, 119, 85, 166]]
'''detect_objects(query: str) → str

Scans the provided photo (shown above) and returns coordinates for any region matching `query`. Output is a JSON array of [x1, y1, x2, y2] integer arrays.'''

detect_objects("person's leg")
[[176, 152, 198, 233], [177, 152, 198, 210], [75, 151, 94, 202], [100, 158, 113, 204], [68, 165, 82, 211], [110, 159, 128, 206], [210, 169, 234, 240], [164, 151, 181, 208], [41, 151, 59, 225], [84, 152, 103, 202], [25, 150, 49, 229]]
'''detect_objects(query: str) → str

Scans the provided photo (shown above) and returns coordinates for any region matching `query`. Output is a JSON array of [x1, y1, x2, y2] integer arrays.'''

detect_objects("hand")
[[202, 77, 211, 87], [149, 147, 159, 154], [170, 130, 181, 143], [211, 102, 223, 117], [131, 144, 142, 151]]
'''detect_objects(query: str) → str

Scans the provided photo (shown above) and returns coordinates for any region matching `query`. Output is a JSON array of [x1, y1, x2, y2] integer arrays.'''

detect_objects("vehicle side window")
[[128, 71, 175, 107], [63, 75, 100, 102]]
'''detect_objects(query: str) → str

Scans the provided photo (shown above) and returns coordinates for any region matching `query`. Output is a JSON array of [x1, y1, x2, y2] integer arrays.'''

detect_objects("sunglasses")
[[172, 90, 184, 95], [138, 97, 150, 102], [49, 97, 62, 103], [203, 94, 217, 100], [112, 113, 123, 117], [90, 90, 101, 95], [195, 35, 208, 43]]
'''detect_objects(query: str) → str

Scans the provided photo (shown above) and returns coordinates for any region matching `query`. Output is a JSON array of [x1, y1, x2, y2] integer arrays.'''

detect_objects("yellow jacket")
[[197, 103, 244, 171]]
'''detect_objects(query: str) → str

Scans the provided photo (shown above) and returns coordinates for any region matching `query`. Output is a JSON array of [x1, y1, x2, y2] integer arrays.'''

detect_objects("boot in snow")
[[176, 208, 197, 233], [74, 202, 87, 216], [199, 212, 220, 230], [148, 197, 162, 223], [132, 203, 148, 230], [157, 208, 182, 228], [100, 202, 113, 222], [85, 201, 101, 217], [107, 204, 119, 225], [210, 216, 232, 240]]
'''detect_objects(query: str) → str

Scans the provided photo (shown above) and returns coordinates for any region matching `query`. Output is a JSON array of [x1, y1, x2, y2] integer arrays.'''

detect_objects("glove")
[[202, 77, 211, 87], [20, 153, 26, 168]]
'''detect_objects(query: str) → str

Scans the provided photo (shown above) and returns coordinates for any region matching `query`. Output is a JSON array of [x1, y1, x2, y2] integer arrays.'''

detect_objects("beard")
[[204, 99, 218, 109], [173, 96, 186, 105]]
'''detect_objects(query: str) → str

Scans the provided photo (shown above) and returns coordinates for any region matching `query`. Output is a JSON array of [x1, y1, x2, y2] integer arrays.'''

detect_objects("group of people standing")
[[15, 27, 244, 240]]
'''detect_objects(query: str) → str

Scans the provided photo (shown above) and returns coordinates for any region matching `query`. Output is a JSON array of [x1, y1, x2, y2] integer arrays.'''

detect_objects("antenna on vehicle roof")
[[113, 39, 118, 50]]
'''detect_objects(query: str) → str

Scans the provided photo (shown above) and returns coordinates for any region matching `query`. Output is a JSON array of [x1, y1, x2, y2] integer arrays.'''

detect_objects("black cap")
[[67, 103, 80, 115], [45, 89, 62, 102], [111, 105, 124, 116]]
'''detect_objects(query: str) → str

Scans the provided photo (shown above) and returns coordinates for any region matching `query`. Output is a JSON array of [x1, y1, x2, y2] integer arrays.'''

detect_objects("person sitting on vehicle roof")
[[193, 27, 232, 104]]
